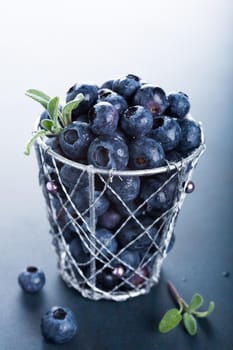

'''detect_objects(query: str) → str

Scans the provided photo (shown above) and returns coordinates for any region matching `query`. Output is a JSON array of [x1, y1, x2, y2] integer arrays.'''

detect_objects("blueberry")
[[88, 135, 129, 170], [128, 267, 149, 287], [178, 117, 202, 154], [100, 79, 114, 90], [92, 190, 110, 216], [165, 150, 182, 162], [69, 189, 109, 217], [98, 207, 123, 230], [96, 269, 120, 291], [128, 137, 165, 169], [69, 236, 90, 264], [112, 74, 141, 99], [18, 266, 46, 293], [166, 91, 190, 119], [43, 136, 64, 168], [88, 101, 119, 135], [148, 116, 181, 151], [117, 216, 158, 250], [112, 249, 140, 277], [140, 175, 178, 212], [133, 84, 168, 116], [66, 83, 98, 117], [59, 164, 88, 191], [121, 106, 153, 138], [72, 113, 89, 123], [98, 88, 128, 115], [82, 228, 118, 260], [107, 175, 141, 202], [41, 306, 77, 344], [59, 121, 94, 161]]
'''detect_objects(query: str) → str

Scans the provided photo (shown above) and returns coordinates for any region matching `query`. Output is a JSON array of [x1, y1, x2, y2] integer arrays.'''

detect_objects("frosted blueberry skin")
[[18, 266, 46, 293], [96, 269, 120, 291], [140, 175, 178, 212], [112, 74, 141, 99], [128, 137, 165, 170], [178, 118, 202, 154], [87, 135, 129, 170], [98, 207, 123, 230], [148, 116, 181, 152], [69, 236, 90, 264], [82, 228, 118, 260], [121, 106, 153, 138], [66, 83, 98, 116], [59, 164, 89, 191], [107, 175, 141, 203], [112, 249, 141, 278], [88, 101, 119, 136], [117, 216, 158, 250], [59, 121, 94, 161], [133, 84, 168, 116], [98, 88, 128, 115], [100, 79, 114, 90], [166, 91, 190, 119], [41, 306, 77, 344]]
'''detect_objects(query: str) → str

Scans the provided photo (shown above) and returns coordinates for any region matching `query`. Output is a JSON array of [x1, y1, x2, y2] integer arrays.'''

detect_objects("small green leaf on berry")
[[41, 119, 54, 132], [24, 130, 48, 155], [158, 308, 182, 333], [188, 293, 203, 312], [183, 312, 197, 336], [25, 89, 51, 109]]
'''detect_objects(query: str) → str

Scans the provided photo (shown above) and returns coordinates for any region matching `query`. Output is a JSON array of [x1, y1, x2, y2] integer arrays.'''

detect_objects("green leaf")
[[47, 96, 60, 122], [62, 93, 84, 126], [41, 119, 54, 131], [183, 312, 197, 336], [159, 308, 182, 333], [193, 301, 215, 318], [24, 130, 48, 155], [189, 293, 203, 312], [25, 89, 51, 109]]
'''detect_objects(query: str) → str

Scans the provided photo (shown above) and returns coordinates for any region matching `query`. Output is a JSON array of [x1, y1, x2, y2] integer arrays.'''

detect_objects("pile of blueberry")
[[35, 74, 202, 296]]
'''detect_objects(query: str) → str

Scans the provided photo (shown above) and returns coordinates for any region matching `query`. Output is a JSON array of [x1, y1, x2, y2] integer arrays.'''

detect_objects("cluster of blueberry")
[[41, 74, 201, 169], [37, 74, 202, 297]]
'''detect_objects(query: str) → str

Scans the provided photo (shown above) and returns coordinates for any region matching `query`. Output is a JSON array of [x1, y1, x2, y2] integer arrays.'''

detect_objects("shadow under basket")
[[35, 132, 205, 302]]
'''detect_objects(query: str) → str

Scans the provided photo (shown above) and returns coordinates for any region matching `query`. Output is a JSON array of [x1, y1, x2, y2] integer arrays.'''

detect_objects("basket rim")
[[34, 117, 206, 176]]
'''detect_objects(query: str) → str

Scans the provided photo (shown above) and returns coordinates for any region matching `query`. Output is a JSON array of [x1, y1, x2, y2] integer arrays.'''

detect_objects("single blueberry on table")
[[121, 105, 153, 138], [112, 74, 141, 99], [18, 266, 46, 293], [98, 88, 128, 115], [166, 91, 190, 119], [148, 116, 181, 152], [66, 83, 98, 116], [178, 117, 202, 154], [128, 137, 165, 170], [133, 84, 168, 116], [59, 121, 94, 161], [41, 306, 77, 344], [88, 101, 119, 135], [88, 135, 129, 170]]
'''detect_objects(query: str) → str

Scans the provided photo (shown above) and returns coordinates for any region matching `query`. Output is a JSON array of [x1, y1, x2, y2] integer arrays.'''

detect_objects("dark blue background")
[[0, 1, 232, 349]]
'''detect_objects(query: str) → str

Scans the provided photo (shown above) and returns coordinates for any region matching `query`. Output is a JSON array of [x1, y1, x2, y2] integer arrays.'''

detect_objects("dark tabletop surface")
[[0, 1, 232, 349]]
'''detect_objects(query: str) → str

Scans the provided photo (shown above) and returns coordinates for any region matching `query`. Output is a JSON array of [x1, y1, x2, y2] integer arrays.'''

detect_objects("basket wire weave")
[[35, 126, 205, 301]]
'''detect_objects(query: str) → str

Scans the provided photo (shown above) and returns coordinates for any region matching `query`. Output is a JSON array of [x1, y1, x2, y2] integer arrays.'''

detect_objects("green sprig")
[[24, 89, 84, 155], [158, 281, 215, 336]]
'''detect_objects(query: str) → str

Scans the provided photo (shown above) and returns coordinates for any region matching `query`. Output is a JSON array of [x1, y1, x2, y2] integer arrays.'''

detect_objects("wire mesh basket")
[[35, 124, 205, 301]]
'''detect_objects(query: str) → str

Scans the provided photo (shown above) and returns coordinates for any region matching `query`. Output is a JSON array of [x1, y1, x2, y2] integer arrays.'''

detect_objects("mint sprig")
[[24, 89, 84, 155], [158, 281, 215, 336]]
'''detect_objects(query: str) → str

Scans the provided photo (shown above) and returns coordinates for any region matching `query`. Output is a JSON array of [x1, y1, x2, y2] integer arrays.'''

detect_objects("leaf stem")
[[167, 280, 188, 311]]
